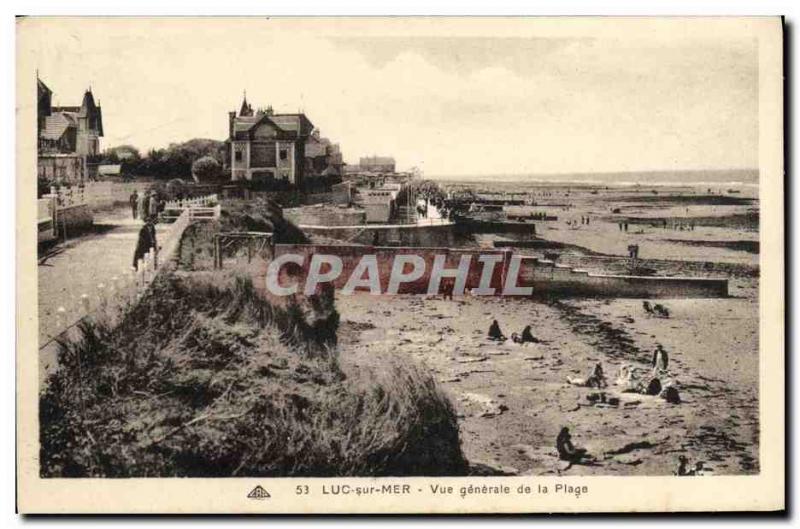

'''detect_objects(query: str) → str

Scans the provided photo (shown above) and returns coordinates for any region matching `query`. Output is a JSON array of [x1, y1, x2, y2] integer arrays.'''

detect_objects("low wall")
[[283, 206, 366, 227], [56, 204, 94, 237], [540, 253, 759, 279], [302, 187, 351, 206], [300, 223, 461, 247], [267, 245, 507, 295], [260, 244, 728, 299], [520, 259, 728, 298]]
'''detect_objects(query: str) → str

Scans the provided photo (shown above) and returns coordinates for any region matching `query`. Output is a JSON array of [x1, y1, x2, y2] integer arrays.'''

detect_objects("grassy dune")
[[41, 265, 466, 477]]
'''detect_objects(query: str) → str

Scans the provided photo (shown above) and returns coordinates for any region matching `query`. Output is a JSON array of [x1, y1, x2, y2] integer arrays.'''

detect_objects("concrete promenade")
[[37, 207, 173, 374]]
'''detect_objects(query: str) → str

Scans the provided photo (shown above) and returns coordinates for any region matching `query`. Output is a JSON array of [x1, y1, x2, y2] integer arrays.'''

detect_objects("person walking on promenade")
[[129, 190, 139, 220], [132, 216, 158, 271], [139, 191, 150, 220], [148, 190, 159, 220]]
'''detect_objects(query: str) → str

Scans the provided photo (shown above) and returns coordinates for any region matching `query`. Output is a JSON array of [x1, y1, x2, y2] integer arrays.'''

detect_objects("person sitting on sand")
[[520, 325, 540, 343], [616, 364, 671, 397], [556, 427, 588, 464], [615, 364, 643, 392], [652, 344, 669, 375], [488, 319, 507, 342], [660, 383, 681, 404], [675, 455, 690, 476], [568, 362, 607, 388], [653, 304, 670, 318], [690, 462, 706, 476], [643, 377, 662, 396]]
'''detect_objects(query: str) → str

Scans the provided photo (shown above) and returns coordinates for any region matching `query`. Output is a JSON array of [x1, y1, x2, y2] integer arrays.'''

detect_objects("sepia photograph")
[[15, 16, 784, 513]]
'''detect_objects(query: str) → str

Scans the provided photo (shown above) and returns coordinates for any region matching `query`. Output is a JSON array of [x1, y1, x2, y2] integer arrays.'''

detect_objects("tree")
[[123, 138, 225, 179], [191, 155, 221, 182], [106, 144, 141, 161]]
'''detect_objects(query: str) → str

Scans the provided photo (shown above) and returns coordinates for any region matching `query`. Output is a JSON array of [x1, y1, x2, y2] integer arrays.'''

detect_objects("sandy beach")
[[334, 183, 760, 476], [337, 274, 759, 476]]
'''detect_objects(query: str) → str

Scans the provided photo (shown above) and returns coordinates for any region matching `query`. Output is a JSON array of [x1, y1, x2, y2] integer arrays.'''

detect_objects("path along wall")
[[261, 244, 728, 299]]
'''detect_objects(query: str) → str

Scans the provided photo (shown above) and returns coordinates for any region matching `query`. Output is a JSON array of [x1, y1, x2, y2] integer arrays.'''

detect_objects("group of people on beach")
[[565, 215, 592, 228], [487, 319, 540, 344], [488, 315, 683, 468], [565, 344, 680, 404], [555, 344, 682, 469]]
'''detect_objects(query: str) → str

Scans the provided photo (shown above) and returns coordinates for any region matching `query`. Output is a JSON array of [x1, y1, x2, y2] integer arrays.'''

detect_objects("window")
[[235, 150, 243, 162], [279, 149, 288, 161]]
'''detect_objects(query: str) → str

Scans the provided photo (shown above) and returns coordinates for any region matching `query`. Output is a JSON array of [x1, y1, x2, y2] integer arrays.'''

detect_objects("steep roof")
[[231, 112, 314, 141], [37, 78, 52, 97], [51, 106, 81, 114], [37, 78, 53, 121], [269, 114, 314, 136], [80, 90, 104, 135], [239, 96, 253, 117], [41, 112, 76, 141]]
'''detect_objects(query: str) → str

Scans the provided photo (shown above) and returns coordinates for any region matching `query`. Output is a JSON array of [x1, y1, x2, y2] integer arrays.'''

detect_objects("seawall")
[[264, 244, 728, 299]]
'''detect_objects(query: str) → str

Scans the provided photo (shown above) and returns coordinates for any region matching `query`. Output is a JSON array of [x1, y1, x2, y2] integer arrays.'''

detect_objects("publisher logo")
[[247, 485, 271, 500]]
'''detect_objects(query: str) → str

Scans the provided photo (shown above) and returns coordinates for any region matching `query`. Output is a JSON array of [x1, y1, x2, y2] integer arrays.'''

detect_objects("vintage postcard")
[[16, 16, 784, 513]]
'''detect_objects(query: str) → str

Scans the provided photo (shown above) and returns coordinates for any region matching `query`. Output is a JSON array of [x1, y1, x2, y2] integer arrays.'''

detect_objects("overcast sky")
[[21, 18, 759, 177]]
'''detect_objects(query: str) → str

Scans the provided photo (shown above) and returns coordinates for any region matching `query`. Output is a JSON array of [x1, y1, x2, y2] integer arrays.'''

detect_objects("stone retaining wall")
[[265, 244, 728, 299]]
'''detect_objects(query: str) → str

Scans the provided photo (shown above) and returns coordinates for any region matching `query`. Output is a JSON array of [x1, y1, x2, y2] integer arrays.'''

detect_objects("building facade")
[[359, 156, 396, 173], [37, 154, 86, 185], [304, 130, 344, 178], [225, 95, 314, 185], [37, 77, 104, 157]]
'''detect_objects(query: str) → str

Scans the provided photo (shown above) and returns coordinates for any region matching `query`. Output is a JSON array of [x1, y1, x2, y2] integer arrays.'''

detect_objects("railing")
[[160, 195, 220, 222], [213, 231, 274, 269], [39, 204, 220, 351], [187, 205, 222, 220], [411, 217, 451, 226], [163, 194, 218, 210], [44, 185, 219, 212]]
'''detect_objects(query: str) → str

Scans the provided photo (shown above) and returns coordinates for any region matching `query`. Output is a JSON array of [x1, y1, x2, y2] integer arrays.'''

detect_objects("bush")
[[192, 156, 221, 183], [40, 273, 466, 477]]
